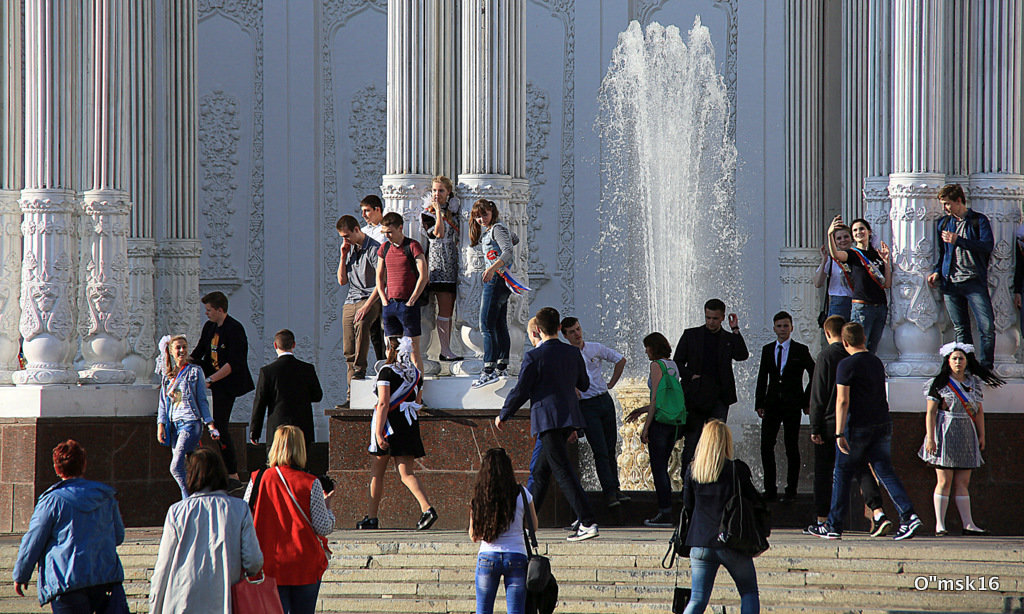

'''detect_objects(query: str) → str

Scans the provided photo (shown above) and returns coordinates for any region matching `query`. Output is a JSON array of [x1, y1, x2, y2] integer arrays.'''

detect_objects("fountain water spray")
[[596, 18, 741, 372]]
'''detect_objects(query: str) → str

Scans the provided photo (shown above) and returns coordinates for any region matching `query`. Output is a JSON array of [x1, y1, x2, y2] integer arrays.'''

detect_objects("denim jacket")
[[158, 363, 213, 433], [13, 478, 125, 605], [480, 222, 519, 270]]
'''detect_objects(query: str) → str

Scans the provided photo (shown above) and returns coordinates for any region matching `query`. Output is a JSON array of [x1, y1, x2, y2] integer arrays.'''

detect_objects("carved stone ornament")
[[198, 90, 241, 280], [525, 80, 550, 287], [348, 84, 387, 199], [124, 239, 157, 381], [0, 191, 22, 382]]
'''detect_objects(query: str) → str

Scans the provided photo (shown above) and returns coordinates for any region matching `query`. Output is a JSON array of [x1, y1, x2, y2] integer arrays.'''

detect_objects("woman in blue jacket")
[[157, 334, 220, 498], [13, 440, 129, 613]]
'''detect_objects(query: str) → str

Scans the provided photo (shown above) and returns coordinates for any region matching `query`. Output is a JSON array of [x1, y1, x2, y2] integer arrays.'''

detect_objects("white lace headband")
[[939, 341, 974, 357]]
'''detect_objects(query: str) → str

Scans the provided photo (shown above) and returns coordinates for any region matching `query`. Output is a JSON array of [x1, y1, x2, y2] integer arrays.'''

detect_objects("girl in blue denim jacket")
[[468, 199, 522, 389], [156, 334, 219, 498]]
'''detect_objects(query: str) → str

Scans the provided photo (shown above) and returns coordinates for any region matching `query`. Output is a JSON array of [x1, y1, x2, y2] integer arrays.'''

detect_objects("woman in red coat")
[[244, 425, 334, 614]]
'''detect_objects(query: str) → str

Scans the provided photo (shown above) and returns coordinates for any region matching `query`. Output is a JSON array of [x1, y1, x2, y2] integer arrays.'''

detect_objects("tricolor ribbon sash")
[[499, 269, 531, 295], [848, 247, 886, 289], [946, 378, 977, 420]]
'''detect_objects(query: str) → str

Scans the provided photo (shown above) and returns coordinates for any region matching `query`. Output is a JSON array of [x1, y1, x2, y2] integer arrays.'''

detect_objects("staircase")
[[0, 528, 1022, 613]]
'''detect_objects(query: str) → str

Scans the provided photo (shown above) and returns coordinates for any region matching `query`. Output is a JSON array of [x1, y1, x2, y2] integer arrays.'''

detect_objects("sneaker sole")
[[811, 531, 841, 540], [643, 522, 674, 528], [471, 379, 500, 389], [871, 519, 893, 537], [567, 532, 599, 542]]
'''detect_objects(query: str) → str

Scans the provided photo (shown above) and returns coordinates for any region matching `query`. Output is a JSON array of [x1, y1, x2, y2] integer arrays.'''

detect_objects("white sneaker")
[[567, 523, 599, 542], [471, 370, 500, 389]]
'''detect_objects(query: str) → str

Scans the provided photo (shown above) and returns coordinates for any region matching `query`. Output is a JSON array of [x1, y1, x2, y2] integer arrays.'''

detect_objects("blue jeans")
[[850, 302, 887, 354], [277, 582, 320, 614], [50, 582, 128, 614], [942, 278, 995, 368], [828, 422, 916, 532], [828, 295, 852, 321], [684, 547, 759, 614], [580, 393, 620, 499], [479, 277, 511, 370], [647, 420, 683, 511], [170, 420, 203, 499], [475, 552, 527, 614]]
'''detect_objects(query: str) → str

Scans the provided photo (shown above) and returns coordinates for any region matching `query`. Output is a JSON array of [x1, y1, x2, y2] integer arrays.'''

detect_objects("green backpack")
[[654, 360, 688, 426]]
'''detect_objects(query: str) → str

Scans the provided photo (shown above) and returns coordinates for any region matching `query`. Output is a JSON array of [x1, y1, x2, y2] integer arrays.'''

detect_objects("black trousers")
[[813, 432, 883, 518], [760, 408, 801, 496], [530, 428, 595, 527], [212, 391, 239, 475], [370, 313, 385, 363]]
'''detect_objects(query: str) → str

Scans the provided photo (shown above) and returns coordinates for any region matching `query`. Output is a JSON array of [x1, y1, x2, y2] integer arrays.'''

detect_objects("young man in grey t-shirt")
[[337, 214, 381, 406]]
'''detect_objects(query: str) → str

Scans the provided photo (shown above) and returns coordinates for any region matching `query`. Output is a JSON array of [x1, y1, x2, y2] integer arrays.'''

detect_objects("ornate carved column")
[[0, 1, 23, 383], [78, 0, 135, 384], [886, 0, 945, 377], [457, 0, 529, 374], [382, 0, 459, 374], [967, 0, 1024, 378], [124, 0, 157, 382], [862, 0, 896, 362], [14, 0, 80, 385], [780, 0, 824, 351], [155, 0, 202, 340]]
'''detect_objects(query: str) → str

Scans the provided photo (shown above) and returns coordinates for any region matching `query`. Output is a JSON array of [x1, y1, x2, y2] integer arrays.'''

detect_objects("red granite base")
[[0, 417, 248, 531], [327, 407, 578, 530]]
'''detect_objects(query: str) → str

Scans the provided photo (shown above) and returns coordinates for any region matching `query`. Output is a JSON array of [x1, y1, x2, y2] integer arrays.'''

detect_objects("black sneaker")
[[643, 511, 674, 528], [893, 514, 922, 541], [807, 523, 841, 539], [615, 491, 632, 504], [803, 522, 823, 535], [356, 515, 379, 530], [416, 507, 438, 530], [871, 515, 894, 537]]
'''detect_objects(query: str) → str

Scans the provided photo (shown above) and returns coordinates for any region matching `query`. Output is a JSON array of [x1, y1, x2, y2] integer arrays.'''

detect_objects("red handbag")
[[231, 571, 284, 614]]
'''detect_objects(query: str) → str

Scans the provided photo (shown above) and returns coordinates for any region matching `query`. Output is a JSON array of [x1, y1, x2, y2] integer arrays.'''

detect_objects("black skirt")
[[371, 409, 426, 459]]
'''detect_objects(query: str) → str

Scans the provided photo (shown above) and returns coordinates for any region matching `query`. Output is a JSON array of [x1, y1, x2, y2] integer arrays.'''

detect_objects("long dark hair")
[[469, 199, 500, 247], [928, 349, 1005, 398], [470, 448, 520, 542]]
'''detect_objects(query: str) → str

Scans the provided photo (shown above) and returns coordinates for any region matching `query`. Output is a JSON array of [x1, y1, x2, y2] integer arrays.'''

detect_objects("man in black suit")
[[672, 298, 749, 466], [191, 291, 255, 482], [249, 329, 324, 452], [755, 311, 815, 502], [495, 307, 597, 541], [807, 315, 890, 535]]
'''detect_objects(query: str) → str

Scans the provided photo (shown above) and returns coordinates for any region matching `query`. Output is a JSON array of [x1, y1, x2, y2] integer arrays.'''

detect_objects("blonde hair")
[[527, 316, 541, 345], [267, 425, 307, 469], [690, 420, 734, 484], [163, 334, 189, 377]]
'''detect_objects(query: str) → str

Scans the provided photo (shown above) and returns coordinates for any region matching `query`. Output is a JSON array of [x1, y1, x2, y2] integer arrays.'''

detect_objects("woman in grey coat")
[[149, 449, 263, 614]]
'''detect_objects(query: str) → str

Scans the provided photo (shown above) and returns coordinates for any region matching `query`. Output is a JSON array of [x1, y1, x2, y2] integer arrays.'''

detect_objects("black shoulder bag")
[[521, 487, 558, 614], [818, 258, 833, 327], [718, 461, 771, 557], [661, 506, 692, 613]]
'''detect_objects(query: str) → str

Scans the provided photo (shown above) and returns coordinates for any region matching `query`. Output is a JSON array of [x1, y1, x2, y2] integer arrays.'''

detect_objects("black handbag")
[[718, 460, 771, 557], [520, 487, 552, 593], [817, 257, 833, 327], [661, 507, 690, 569]]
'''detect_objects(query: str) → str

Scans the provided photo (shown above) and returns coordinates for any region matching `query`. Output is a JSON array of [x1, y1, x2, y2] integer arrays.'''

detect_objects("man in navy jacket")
[[496, 307, 598, 541]]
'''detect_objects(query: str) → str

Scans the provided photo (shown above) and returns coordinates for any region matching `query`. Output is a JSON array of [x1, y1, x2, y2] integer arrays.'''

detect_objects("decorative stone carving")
[[525, 82, 550, 289], [155, 240, 203, 344], [198, 90, 241, 280], [124, 239, 157, 381], [348, 85, 387, 199], [322, 0, 386, 27], [0, 192, 20, 383]]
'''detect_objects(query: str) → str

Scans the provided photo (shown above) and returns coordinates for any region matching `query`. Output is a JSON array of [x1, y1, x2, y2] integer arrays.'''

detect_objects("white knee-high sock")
[[955, 495, 981, 531], [437, 316, 453, 356], [933, 493, 948, 532]]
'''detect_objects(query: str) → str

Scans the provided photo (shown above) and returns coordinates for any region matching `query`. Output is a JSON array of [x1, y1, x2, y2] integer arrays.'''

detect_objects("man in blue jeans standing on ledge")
[[808, 322, 922, 541], [928, 183, 996, 369]]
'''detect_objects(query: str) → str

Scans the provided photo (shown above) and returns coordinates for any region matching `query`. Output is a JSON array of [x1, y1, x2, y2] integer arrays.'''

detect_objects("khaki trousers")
[[343, 297, 382, 399]]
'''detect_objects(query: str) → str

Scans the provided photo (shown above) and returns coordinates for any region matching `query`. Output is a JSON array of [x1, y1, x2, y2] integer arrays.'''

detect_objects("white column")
[[155, 0, 201, 340], [780, 0, 824, 350], [886, 0, 945, 377], [0, 1, 23, 384], [456, 0, 528, 373], [862, 0, 896, 362], [124, 0, 157, 382], [967, 0, 1024, 378], [840, 0, 868, 223], [14, 1, 80, 385], [78, 0, 134, 384]]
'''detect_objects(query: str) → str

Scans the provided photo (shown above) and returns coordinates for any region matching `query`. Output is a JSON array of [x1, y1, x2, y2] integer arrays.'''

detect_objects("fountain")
[[595, 18, 741, 373]]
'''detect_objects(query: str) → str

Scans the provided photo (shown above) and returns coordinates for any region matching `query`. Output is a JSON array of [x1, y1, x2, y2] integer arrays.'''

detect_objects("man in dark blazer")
[[672, 298, 749, 466], [191, 291, 255, 482], [807, 315, 889, 535], [249, 329, 324, 452], [755, 311, 815, 502], [495, 307, 597, 541]]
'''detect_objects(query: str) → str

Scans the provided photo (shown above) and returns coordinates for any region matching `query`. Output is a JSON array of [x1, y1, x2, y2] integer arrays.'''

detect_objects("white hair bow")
[[156, 334, 188, 375], [939, 341, 974, 357], [397, 336, 414, 358]]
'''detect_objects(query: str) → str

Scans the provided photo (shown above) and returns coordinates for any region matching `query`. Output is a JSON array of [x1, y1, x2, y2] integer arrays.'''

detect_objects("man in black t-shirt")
[[807, 322, 921, 541]]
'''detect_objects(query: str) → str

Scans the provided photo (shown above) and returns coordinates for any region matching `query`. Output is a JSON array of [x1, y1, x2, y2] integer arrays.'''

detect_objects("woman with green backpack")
[[630, 332, 689, 527]]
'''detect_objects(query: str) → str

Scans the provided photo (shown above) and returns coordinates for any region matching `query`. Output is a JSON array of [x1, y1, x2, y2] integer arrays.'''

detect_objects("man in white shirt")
[[359, 195, 386, 362], [560, 316, 629, 508]]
